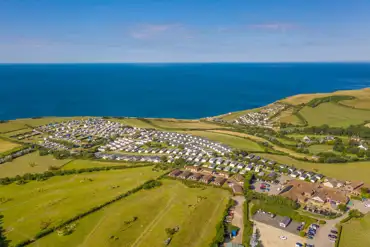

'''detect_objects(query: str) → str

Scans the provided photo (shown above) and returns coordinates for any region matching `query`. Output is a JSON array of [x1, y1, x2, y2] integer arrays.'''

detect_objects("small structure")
[[213, 177, 227, 186], [279, 216, 292, 228], [201, 175, 213, 184], [169, 170, 182, 178]]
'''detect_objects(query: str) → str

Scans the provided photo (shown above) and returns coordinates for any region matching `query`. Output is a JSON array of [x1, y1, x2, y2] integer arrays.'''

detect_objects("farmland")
[[260, 153, 370, 185], [0, 166, 163, 245], [0, 152, 71, 178], [340, 214, 370, 247], [111, 118, 158, 129], [0, 139, 20, 153], [28, 179, 229, 247], [147, 119, 225, 130], [307, 144, 334, 154], [300, 103, 370, 127], [184, 130, 264, 152]]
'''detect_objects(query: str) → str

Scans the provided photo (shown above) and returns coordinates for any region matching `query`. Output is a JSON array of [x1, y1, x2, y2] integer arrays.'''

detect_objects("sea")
[[1, 63, 370, 120]]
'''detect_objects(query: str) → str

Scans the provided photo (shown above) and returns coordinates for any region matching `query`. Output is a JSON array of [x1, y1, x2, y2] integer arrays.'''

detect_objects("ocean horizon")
[[1, 62, 370, 120]]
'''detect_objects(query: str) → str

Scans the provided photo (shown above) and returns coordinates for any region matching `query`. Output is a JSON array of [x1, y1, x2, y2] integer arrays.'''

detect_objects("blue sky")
[[1, 0, 369, 63]]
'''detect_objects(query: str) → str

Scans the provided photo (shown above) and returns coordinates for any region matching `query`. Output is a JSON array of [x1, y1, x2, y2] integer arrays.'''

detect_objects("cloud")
[[247, 23, 298, 31], [130, 24, 180, 39]]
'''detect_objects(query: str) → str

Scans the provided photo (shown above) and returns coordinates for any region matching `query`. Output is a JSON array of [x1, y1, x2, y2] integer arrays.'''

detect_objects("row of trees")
[[209, 199, 235, 247], [0, 215, 9, 247]]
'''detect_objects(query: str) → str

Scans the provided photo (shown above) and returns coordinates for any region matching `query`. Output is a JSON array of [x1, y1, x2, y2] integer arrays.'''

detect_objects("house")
[[185, 166, 201, 173], [201, 175, 213, 184], [302, 136, 311, 143], [237, 163, 245, 169], [213, 177, 226, 186], [217, 171, 230, 178], [224, 166, 231, 172], [345, 181, 364, 195], [279, 217, 292, 228], [299, 174, 308, 181], [230, 183, 244, 194], [310, 177, 318, 183], [189, 173, 203, 181], [323, 178, 344, 188], [179, 171, 192, 179], [169, 170, 182, 177], [358, 143, 368, 151], [290, 172, 299, 178], [233, 174, 245, 185]]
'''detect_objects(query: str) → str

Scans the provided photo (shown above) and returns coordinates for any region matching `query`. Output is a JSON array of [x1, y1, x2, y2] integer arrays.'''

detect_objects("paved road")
[[231, 196, 245, 245]]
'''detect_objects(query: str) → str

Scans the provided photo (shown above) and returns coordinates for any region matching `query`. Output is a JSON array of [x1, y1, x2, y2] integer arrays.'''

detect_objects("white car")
[[279, 236, 287, 240], [364, 203, 370, 208]]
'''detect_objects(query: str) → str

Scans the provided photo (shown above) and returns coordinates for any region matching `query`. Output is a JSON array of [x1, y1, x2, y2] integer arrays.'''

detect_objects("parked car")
[[330, 230, 338, 234], [279, 236, 287, 240], [328, 234, 337, 239], [295, 243, 303, 247]]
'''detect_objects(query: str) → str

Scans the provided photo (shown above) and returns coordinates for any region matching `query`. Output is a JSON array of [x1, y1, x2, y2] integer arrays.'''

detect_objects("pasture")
[[261, 153, 370, 185], [111, 118, 157, 129], [29, 179, 230, 247], [0, 152, 71, 178], [307, 144, 334, 154], [184, 130, 264, 151], [340, 214, 370, 247], [62, 159, 148, 170], [0, 166, 162, 245], [0, 121, 28, 133], [299, 103, 370, 127], [0, 139, 20, 153]]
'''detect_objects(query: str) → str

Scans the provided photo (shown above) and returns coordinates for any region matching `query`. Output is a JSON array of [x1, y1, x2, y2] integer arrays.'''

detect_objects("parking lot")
[[254, 221, 305, 247], [252, 181, 282, 195], [253, 211, 302, 235]]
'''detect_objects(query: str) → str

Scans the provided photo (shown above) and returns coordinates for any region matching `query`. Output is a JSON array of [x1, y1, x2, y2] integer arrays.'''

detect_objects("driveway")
[[231, 195, 245, 244]]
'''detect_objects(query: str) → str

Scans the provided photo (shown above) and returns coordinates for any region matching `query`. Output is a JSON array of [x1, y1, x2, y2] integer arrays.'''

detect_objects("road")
[[231, 195, 245, 245]]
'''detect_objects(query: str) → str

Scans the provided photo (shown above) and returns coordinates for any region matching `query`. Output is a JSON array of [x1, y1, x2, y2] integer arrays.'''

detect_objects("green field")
[[340, 214, 370, 247], [111, 118, 158, 129], [261, 153, 370, 185], [308, 144, 334, 154], [62, 159, 148, 170], [0, 121, 28, 133], [0, 166, 163, 245], [0, 152, 71, 178], [0, 139, 20, 153], [184, 130, 264, 151], [300, 103, 370, 127], [29, 179, 229, 247], [147, 119, 225, 130]]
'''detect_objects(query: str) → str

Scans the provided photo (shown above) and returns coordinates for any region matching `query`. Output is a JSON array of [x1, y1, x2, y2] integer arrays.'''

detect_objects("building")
[[323, 178, 344, 188], [179, 171, 192, 179], [189, 173, 203, 181], [169, 170, 182, 178], [214, 177, 227, 186], [201, 175, 213, 184], [279, 217, 292, 228]]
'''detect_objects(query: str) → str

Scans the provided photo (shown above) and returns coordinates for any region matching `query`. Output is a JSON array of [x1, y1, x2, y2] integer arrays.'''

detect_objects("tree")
[[0, 215, 9, 247], [337, 204, 347, 212], [160, 156, 168, 163]]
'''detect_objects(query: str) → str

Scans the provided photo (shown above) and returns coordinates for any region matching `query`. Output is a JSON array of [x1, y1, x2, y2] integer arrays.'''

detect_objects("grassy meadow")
[[147, 119, 225, 130], [340, 214, 370, 247], [307, 144, 334, 154], [0, 139, 20, 153], [0, 152, 71, 178], [111, 118, 158, 129], [299, 102, 370, 127], [62, 159, 148, 170], [0, 166, 163, 245], [261, 153, 370, 185], [29, 179, 229, 247], [184, 130, 264, 152]]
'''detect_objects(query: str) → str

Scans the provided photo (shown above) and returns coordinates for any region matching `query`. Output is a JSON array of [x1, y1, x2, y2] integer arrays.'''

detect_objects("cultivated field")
[[0, 139, 20, 153], [0, 166, 163, 245], [300, 103, 370, 127], [62, 159, 148, 170], [184, 130, 264, 152], [0, 152, 71, 178], [340, 214, 370, 247], [28, 179, 230, 247], [261, 153, 370, 185]]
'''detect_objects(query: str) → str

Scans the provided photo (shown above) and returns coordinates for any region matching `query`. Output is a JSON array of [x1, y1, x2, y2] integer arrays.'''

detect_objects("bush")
[[319, 220, 326, 225]]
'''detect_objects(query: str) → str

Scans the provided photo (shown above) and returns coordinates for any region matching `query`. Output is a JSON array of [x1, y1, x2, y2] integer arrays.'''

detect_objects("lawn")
[[0, 139, 20, 153], [184, 130, 264, 152], [0, 166, 163, 245], [340, 214, 370, 247], [300, 102, 370, 127], [0, 152, 71, 178], [260, 153, 370, 185], [29, 179, 230, 247], [62, 159, 148, 170], [307, 144, 334, 154]]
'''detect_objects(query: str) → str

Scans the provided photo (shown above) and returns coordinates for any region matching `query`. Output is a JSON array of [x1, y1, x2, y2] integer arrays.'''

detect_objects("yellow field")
[[0, 139, 20, 153]]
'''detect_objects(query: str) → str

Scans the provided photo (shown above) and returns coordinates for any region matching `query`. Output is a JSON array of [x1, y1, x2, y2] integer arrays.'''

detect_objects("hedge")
[[209, 199, 235, 247]]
